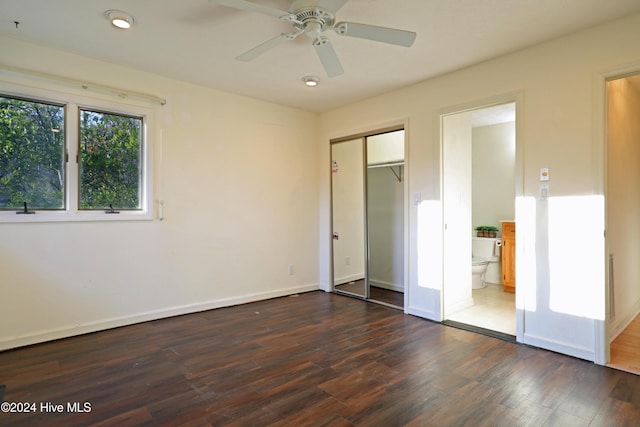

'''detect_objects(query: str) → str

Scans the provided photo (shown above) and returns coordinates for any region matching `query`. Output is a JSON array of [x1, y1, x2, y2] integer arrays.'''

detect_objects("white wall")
[[607, 76, 640, 339], [319, 13, 640, 361], [0, 37, 320, 350], [472, 122, 516, 231], [367, 131, 404, 165]]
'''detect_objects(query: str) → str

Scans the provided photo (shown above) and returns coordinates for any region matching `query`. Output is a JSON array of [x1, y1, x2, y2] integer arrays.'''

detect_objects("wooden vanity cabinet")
[[501, 221, 515, 293]]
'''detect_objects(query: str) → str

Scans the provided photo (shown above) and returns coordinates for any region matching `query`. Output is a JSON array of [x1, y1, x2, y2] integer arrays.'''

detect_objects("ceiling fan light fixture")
[[105, 10, 135, 29], [302, 76, 319, 87]]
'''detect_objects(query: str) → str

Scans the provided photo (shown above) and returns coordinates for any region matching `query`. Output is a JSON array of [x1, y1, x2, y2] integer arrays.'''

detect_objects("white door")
[[442, 112, 473, 317]]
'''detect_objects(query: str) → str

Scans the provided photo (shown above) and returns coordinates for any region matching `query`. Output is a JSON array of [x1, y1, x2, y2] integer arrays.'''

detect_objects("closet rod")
[[367, 161, 404, 169], [368, 161, 403, 182], [0, 63, 167, 106]]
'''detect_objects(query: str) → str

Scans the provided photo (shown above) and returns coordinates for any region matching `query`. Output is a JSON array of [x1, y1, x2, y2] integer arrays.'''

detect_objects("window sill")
[[0, 210, 153, 223]]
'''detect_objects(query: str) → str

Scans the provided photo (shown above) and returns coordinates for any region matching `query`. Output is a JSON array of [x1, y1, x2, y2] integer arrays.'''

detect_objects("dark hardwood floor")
[[335, 280, 404, 307], [1, 291, 640, 426]]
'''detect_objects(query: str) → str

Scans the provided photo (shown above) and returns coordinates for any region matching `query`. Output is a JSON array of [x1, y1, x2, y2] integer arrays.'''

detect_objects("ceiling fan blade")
[[313, 37, 344, 78], [211, 0, 295, 21], [236, 32, 297, 61], [334, 22, 416, 47], [317, 0, 350, 13]]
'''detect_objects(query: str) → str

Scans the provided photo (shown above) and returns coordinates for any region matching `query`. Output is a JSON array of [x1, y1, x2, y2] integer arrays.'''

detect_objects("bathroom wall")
[[472, 122, 516, 233], [607, 75, 640, 339]]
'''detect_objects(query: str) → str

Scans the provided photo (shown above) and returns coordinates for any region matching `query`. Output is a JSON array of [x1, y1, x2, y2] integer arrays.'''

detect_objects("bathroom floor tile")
[[447, 284, 516, 335]]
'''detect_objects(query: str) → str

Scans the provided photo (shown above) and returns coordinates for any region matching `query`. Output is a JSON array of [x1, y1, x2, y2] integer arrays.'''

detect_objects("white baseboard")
[[370, 280, 404, 293], [406, 305, 438, 321], [609, 298, 640, 342], [334, 274, 365, 286], [523, 332, 595, 362], [0, 283, 319, 352]]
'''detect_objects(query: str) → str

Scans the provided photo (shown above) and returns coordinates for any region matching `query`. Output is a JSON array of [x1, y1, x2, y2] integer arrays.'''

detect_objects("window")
[[0, 96, 66, 210], [79, 109, 142, 210], [0, 83, 153, 222]]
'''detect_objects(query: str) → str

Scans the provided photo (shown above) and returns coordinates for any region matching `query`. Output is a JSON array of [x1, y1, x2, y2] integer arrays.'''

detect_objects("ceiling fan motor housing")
[[292, 7, 335, 38]]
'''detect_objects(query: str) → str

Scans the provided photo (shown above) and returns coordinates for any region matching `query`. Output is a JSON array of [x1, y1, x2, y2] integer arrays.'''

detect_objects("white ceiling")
[[1, 0, 640, 113]]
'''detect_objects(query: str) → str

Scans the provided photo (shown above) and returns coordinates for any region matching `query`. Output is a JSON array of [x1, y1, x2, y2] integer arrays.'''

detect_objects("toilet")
[[472, 256, 489, 289], [472, 237, 501, 289]]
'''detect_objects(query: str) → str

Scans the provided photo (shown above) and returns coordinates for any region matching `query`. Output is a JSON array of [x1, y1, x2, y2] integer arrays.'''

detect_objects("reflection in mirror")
[[332, 138, 366, 298], [366, 130, 405, 308]]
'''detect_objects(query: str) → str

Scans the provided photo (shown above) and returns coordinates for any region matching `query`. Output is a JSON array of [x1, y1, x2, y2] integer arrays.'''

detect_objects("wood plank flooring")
[[335, 281, 404, 307], [609, 313, 640, 376], [1, 291, 640, 426]]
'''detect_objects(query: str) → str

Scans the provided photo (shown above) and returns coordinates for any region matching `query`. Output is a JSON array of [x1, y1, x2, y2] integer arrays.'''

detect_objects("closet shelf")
[[368, 161, 404, 182]]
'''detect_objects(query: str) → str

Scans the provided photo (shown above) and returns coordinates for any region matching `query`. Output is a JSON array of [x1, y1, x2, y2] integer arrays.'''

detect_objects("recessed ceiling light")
[[105, 10, 135, 29], [302, 76, 319, 87]]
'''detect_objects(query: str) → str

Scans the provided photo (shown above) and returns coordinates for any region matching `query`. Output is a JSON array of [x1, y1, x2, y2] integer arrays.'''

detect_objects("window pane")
[[79, 110, 142, 210], [0, 96, 65, 209]]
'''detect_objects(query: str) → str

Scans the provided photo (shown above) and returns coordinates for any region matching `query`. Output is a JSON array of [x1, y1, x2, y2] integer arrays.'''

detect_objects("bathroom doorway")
[[605, 72, 640, 375], [331, 128, 406, 309], [441, 102, 517, 338]]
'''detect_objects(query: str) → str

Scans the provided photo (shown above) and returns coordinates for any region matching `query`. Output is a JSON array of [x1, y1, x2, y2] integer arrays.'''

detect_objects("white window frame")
[[0, 81, 154, 223]]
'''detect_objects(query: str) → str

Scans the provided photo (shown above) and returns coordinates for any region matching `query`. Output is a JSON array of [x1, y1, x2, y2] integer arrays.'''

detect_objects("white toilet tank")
[[472, 237, 499, 260], [472, 237, 502, 285]]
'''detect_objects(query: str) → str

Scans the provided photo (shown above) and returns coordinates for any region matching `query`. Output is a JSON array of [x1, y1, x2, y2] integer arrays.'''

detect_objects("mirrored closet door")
[[331, 137, 367, 298], [331, 128, 405, 308]]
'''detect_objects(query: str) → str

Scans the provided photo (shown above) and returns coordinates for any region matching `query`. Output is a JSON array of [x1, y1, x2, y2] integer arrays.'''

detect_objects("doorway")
[[441, 102, 517, 337], [331, 128, 406, 309], [605, 72, 640, 375]]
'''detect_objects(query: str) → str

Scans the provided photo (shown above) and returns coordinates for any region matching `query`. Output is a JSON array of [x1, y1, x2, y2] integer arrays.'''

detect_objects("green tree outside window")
[[79, 110, 142, 210], [0, 96, 65, 209]]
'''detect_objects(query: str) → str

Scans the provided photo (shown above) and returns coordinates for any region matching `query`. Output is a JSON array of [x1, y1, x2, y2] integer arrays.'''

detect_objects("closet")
[[331, 128, 405, 308]]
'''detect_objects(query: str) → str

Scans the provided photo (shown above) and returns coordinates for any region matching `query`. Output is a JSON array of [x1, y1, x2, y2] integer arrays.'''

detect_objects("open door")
[[442, 112, 473, 317], [441, 102, 518, 339]]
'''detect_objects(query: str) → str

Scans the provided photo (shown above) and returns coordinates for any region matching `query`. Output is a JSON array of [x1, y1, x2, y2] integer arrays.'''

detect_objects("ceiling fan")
[[211, 0, 416, 77]]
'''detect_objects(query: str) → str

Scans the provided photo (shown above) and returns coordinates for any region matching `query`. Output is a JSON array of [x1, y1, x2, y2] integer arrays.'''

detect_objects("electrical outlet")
[[345, 257, 351, 266], [288, 264, 294, 275]]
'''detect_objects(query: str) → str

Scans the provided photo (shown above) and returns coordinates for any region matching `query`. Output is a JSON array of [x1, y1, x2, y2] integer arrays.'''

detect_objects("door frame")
[[439, 92, 525, 342], [596, 61, 640, 365]]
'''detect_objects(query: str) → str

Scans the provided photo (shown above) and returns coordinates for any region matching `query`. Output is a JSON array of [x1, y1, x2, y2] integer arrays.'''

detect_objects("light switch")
[[540, 168, 550, 181], [539, 184, 550, 200]]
